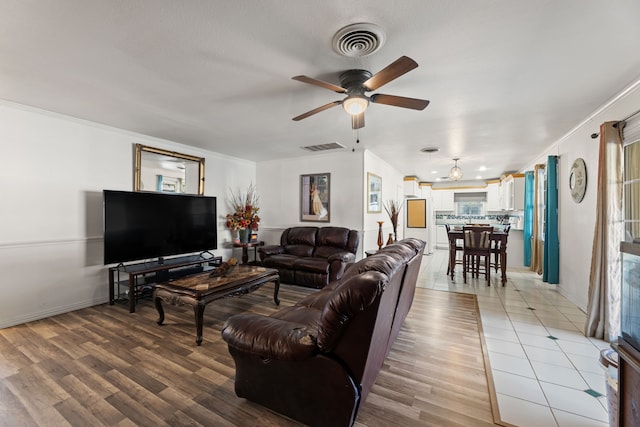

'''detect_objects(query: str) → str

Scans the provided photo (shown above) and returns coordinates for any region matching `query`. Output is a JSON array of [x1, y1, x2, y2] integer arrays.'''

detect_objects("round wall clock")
[[569, 158, 587, 203]]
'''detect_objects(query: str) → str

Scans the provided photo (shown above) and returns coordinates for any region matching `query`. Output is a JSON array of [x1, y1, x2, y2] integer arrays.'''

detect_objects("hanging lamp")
[[449, 158, 463, 181]]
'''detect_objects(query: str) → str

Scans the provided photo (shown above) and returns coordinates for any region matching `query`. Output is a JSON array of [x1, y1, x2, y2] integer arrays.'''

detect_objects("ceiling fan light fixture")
[[449, 158, 463, 181], [342, 95, 369, 115]]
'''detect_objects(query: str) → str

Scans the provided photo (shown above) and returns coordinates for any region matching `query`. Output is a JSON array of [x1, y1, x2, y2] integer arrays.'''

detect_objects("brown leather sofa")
[[257, 226, 359, 288], [222, 238, 425, 427]]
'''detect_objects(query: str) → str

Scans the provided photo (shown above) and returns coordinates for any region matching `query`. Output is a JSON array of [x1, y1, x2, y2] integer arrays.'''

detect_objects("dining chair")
[[445, 224, 463, 277], [491, 225, 510, 272], [463, 226, 493, 284]]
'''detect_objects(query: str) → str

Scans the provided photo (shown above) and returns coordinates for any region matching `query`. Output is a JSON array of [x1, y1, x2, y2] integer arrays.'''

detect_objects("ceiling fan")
[[292, 56, 429, 129]]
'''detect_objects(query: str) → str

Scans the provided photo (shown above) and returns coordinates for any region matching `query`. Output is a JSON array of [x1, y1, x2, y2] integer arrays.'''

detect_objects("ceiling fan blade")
[[363, 56, 419, 91], [292, 75, 346, 93], [370, 94, 430, 110], [292, 101, 342, 121], [352, 113, 365, 129]]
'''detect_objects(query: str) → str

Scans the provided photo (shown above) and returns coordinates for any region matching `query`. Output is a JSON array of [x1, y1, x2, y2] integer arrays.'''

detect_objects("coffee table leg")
[[194, 301, 206, 346], [155, 294, 165, 325], [273, 278, 280, 305]]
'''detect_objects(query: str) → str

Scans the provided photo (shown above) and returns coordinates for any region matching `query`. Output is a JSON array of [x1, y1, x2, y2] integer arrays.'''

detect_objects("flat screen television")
[[103, 190, 217, 265]]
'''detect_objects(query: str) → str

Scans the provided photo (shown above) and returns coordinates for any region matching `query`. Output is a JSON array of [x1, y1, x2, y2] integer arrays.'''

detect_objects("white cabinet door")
[[486, 182, 501, 211], [513, 176, 525, 210], [404, 179, 419, 197], [431, 190, 442, 210], [441, 190, 454, 210], [436, 225, 448, 248], [501, 176, 514, 210]]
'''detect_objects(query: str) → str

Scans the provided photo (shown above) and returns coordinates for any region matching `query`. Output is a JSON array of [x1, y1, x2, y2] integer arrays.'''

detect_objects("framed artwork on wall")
[[300, 173, 330, 222], [367, 173, 382, 213], [406, 199, 426, 228]]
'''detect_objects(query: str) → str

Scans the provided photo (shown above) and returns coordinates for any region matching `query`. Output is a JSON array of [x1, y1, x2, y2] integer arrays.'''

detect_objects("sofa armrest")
[[258, 245, 285, 261], [327, 252, 356, 263], [222, 314, 318, 361]]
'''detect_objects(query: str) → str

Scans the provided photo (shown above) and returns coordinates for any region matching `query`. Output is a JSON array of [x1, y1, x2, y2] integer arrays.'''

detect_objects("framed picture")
[[300, 173, 330, 222], [367, 173, 382, 213], [407, 199, 426, 228]]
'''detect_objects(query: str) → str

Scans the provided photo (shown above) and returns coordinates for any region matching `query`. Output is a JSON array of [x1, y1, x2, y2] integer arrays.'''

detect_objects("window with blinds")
[[454, 192, 487, 216], [623, 117, 640, 243]]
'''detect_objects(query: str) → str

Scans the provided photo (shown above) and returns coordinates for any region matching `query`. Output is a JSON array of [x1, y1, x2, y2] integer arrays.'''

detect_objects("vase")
[[238, 228, 251, 244], [377, 221, 384, 250], [386, 233, 394, 246]]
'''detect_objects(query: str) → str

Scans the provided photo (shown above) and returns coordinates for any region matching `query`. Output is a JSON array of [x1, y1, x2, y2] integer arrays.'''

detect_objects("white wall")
[[0, 100, 255, 328], [363, 150, 405, 254], [256, 149, 405, 259], [403, 184, 432, 253], [522, 79, 640, 310]]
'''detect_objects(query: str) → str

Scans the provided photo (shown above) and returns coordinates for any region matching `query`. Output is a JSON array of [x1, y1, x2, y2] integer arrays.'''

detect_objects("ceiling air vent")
[[332, 23, 386, 58], [420, 147, 440, 153], [301, 142, 346, 152]]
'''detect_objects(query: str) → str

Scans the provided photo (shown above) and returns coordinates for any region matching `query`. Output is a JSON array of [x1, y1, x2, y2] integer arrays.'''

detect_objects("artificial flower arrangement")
[[384, 199, 403, 241], [225, 184, 260, 231]]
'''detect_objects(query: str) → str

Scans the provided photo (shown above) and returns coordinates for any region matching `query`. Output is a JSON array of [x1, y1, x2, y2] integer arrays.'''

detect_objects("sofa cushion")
[[271, 305, 323, 330], [262, 254, 299, 269], [316, 227, 347, 246], [283, 227, 317, 246], [341, 252, 402, 281], [294, 257, 330, 274], [316, 227, 359, 253], [314, 245, 349, 259], [316, 271, 386, 351], [295, 288, 334, 310], [284, 244, 314, 258], [377, 242, 416, 261], [222, 314, 317, 361]]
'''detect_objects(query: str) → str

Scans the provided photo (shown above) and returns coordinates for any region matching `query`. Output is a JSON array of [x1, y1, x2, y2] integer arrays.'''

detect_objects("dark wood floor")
[[0, 283, 499, 426]]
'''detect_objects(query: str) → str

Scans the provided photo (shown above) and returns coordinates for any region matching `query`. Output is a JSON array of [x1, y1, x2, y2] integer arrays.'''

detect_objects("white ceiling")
[[2, 1, 640, 181]]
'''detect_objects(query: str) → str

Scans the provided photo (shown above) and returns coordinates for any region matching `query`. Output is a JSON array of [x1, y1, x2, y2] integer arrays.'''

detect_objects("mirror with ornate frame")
[[134, 144, 205, 195]]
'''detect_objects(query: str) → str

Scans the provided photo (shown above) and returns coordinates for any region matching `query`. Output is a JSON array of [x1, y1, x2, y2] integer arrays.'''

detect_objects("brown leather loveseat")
[[258, 226, 359, 288], [222, 238, 425, 427]]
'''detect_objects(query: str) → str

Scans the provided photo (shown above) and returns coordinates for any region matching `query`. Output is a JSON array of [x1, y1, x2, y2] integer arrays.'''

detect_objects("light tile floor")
[[416, 248, 614, 427]]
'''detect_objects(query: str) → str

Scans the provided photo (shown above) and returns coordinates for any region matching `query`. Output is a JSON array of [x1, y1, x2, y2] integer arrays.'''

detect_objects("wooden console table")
[[233, 241, 264, 264], [154, 265, 280, 345], [109, 254, 222, 313]]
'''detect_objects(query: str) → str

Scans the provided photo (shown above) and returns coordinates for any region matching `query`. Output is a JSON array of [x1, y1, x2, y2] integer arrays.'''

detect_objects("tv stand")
[[109, 254, 222, 313]]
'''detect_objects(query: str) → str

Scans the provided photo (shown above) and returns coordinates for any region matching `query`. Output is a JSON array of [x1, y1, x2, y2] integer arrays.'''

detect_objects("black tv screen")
[[103, 190, 217, 264]]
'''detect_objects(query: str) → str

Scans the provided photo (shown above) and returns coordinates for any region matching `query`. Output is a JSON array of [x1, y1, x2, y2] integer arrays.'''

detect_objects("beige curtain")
[[585, 121, 624, 342], [530, 164, 545, 275]]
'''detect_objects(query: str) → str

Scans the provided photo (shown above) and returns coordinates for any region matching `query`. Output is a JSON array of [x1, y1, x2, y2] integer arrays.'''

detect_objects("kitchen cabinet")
[[513, 176, 525, 210], [404, 177, 420, 197], [432, 189, 454, 211], [500, 176, 514, 210], [500, 174, 525, 211], [436, 225, 448, 249], [486, 181, 501, 211]]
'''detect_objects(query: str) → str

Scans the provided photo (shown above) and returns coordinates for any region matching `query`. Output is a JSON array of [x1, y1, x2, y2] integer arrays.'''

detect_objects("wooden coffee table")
[[153, 265, 280, 345]]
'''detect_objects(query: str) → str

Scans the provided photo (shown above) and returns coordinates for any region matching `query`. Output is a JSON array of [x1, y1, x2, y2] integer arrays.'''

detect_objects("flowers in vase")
[[225, 184, 260, 231]]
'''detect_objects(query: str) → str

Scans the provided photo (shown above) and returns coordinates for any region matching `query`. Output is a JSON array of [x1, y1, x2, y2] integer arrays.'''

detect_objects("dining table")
[[446, 227, 509, 285]]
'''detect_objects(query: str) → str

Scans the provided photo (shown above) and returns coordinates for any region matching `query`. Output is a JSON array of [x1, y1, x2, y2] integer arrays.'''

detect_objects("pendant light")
[[449, 158, 463, 181]]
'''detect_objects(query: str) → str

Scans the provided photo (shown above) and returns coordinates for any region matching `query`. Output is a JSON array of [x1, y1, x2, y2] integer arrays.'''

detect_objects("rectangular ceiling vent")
[[301, 142, 346, 152]]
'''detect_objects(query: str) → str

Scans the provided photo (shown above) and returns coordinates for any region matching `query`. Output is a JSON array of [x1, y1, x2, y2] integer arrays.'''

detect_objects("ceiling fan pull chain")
[[352, 130, 360, 152]]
